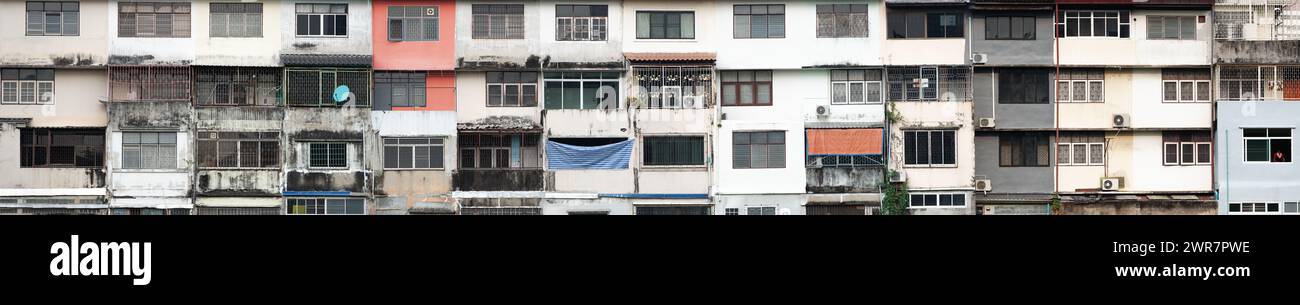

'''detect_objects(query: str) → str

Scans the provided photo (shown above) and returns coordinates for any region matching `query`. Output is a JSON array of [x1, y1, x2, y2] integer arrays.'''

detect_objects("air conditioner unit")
[[1112, 114, 1130, 128], [977, 118, 996, 128], [889, 171, 908, 183], [816, 105, 830, 117], [971, 53, 989, 64], [974, 179, 992, 192], [1101, 178, 1121, 191]]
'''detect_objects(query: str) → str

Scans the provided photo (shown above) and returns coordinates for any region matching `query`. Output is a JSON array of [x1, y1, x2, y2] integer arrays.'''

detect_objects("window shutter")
[[768, 142, 785, 168], [211, 14, 227, 37], [424, 17, 438, 40], [248, 13, 262, 37], [389, 18, 403, 40], [768, 14, 784, 37]]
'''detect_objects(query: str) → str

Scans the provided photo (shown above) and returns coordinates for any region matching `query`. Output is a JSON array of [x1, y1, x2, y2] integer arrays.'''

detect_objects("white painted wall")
[[456, 0, 542, 65], [1126, 131, 1212, 192], [108, 0, 196, 64], [0, 0, 109, 66], [193, 0, 282, 66], [455, 72, 541, 124], [621, 0, 718, 53], [715, 121, 805, 195], [279, 0, 372, 55], [714, 194, 805, 215], [890, 102, 975, 191], [4, 70, 109, 127], [538, 0, 625, 64], [1058, 10, 1211, 66], [712, 0, 884, 69], [1128, 68, 1212, 129], [1058, 69, 1133, 129], [108, 131, 192, 197]]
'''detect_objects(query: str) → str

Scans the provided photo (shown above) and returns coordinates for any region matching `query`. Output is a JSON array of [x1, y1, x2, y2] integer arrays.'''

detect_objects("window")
[[909, 193, 967, 208], [1227, 202, 1280, 214], [734, 5, 784, 39], [721, 70, 773, 106], [285, 68, 371, 107], [121, 132, 177, 169], [985, 16, 1035, 40], [487, 72, 538, 107], [889, 11, 963, 38], [816, 4, 867, 38], [637, 11, 695, 39], [887, 66, 970, 102], [375, 71, 427, 109], [458, 133, 541, 169], [543, 71, 619, 110], [111, 208, 190, 215], [295, 3, 347, 37], [1162, 69, 1211, 103], [472, 4, 524, 39], [1163, 131, 1211, 166], [287, 198, 365, 215], [733, 131, 785, 169], [556, 5, 607, 41], [20, 128, 103, 168], [109, 66, 192, 102], [997, 68, 1050, 104], [307, 142, 348, 169], [805, 128, 885, 168], [195, 67, 280, 106], [196, 132, 279, 168], [1056, 11, 1129, 38], [118, 2, 191, 37], [904, 130, 956, 166], [383, 138, 445, 170], [631, 66, 713, 108], [210, 3, 262, 37], [644, 136, 705, 166], [725, 208, 739, 215], [1243, 128, 1291, 163], [27, 1, 79, 36], [831, 69, 882, 105], [1057, 69, 1104, 103], [636, 206, 711, 215], [389, 5, 438, 41], [1057, 133, 1105, 166], [461, 207, 543, 215], [745, 206, 777, 215], [1147, 15, 1196, 40], [196, 207, 280, 215], [0, 68, 54, 105], [1000, 133, 1050, 167]]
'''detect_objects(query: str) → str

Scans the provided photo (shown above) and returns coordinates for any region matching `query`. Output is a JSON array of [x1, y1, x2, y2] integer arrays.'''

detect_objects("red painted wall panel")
[[372, 0, 456, 71]]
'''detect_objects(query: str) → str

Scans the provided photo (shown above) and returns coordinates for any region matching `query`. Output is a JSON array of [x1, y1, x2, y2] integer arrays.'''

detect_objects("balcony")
[[1215, 41, 1300, 64], [453, 169, 547, 192], [285, 170, 373, 194], [807, 167, 886, 193], [1057, 0, 1214, 5]]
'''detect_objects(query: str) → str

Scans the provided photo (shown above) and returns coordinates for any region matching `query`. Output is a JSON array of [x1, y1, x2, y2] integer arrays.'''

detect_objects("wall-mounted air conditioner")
[[1101, 178, 1122, 191], [977, 118, 995, 128], [816, 105, 830, 117], [889, 171, 907, 183], [971, 53, 989, 64], [1112, 114, 1130, 128], [974, 179, 992, 192]]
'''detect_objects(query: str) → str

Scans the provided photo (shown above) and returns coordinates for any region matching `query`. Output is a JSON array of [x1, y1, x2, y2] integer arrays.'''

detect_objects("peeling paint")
[[457, 115, 541, 130]]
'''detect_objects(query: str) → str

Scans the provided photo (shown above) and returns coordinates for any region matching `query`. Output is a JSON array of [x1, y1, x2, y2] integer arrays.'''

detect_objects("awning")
[[281, 54, 372, 67], [409, 201, 457, 214], [109, 197, 193, 209], [624, 52, 716, 63], [806, 128, 883, 155], [974, 193, 1055, 204], [0, 188, 106, 197], [546, 139, 633, 170]]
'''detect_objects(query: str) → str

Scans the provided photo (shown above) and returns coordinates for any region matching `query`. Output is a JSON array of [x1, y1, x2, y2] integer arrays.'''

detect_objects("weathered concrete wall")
[[979, 204, 1050, 215], [806, 167, 885, 193], [194, 107, 284, 130], [108, 0, 196, 65], [637, 169, 709, 194], [1216, 101, 1300, 214], [0, 124, 106, 189], [193, 0, 283, 66], [371, 111, 457, 197], [971, 68, 1053, 130], [197, 170, 281, 196], [0, 0, 109, 66], [453, 169, 546, 191], [714, 0, 885, 69], [970, 12, 1053, 67], [890, 101, 975, 191], [373, 0, 457, 70], [280, 0, 373, 55], [973, 133, 1053, 194], [553, 169, 635, 193], [538, 0, 625, 67], [544, 109, 631, 137], [1214, 40, 1300, 65], [105, 101, 193, 199], [541, 197, 636, 215], [456, 72, 542, 124], [456, 0, 542, 68], [284, 107, 374, 194], [1062, 201, 1216, 215]]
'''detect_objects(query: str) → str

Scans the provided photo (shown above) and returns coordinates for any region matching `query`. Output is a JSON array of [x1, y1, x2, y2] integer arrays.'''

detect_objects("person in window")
[[1274, 150, 1289, 162]]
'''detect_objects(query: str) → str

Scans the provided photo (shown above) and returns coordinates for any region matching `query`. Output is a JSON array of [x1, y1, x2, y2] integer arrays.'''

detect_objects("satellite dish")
[[332, 85, 351, 104]]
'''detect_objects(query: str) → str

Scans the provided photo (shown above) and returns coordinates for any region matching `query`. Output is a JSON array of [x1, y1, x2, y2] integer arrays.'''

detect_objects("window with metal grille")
[[26, 1, 78, 36], [985, 16, 1035, 40], [631, 66, 713, 108], [1057, 133, 1105, 166], [733, 131, 786, 169], [745, 206, 777, 215], [543, 71, 619, 109], [997, 68, 1050, 104], [389, 5, 438, 41], [904, 130, 955, 166], [118, 2, 191, 37], [806, 205, 867, 215], [816, 4, 867, 38], [830, 69, 882, 105], [1218, 66, 1300, 101], [285, 68, 371, 106], [33, 208, 107, 215], [109, 66, 192, 102], [121, 132, 177, 169], [1243, 128, 1291, 163], [1147, 15, 1196, 40], [721, 70, 772, 106], [734, 4, 784, 39], [487, 71, 538, 107], [195, 67, 280, 106], [307, 142, 348, 169], [556, 5, 607, 41], [1163, 131, 1211, 166], [195, 207, 280, 215], [21, 128, 104, 168], [1212, 9, 1250, 40], [197, 132, 279, 168], [1000, 132, 1050, 167], [1161, 69, 1210, 103], [643, 136, 705, 166], [295, 3, 347, 37], [635, 206, 711, 215], [286, 198, 365, 215], [1056, 69, 1104, 103], [210, 3, 262, 37], [909, 193, 967, 208], [1055, 11, 1129, 38], [887, 66, 969, 102], [636, 11, 695, 39], [472, 4, 524, 39], [0, 68, 54, 105], [888, 10, 963, 38], [111, 208, 190, 215], [375, 71, 426, 109], [383, 137, 445, 169], [458, 133, 541, 169], [461, 207, 542, 215]]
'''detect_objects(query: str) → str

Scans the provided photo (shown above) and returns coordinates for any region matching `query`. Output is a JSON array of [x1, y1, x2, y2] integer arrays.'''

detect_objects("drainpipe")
[[1053, 2, 1062, 202]]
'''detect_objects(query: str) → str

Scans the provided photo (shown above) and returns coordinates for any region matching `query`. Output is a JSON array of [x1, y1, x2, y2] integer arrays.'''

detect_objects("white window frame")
[[382, 137, 445, 170], [1161, 79, 1211, 103], [1242, 128, 1292, 164], [903, 129, 957, 167], [1057, 79, 1104, 103], [557, 16, 607, 41], [1, 80, 54, 105], [1057, 10, 1129, 38], [1163, 140, 1211, 166], [1058, 142, 1105, 166], [306, 142, 349, 169], [1227, 202, 1284, 215], [744, 205, 777, 215], [724, 208, 739, 215], [295, 3, 348, 38], [908, 193, 968, 208], [286, 198, 366, 215]]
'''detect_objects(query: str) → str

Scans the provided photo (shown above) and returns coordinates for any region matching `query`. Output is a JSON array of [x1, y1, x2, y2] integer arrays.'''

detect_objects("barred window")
[[1, 68, 55, 105], [458, 133, 541, 169], [307, 142, 348, 169], [721, 70, 772, 106], [20, 128, 104, 168], [285, 68, 371, 107], [1057, 69, 1104, 103], [1057, 133, 1105, 166], [27, 1, 79, 36], [1217, 66, 1300, 101], [295, 3, 348, 37], [472, 4, 525, 39], [630, 66, 713, 108], [210, 3, 262, 38], [287, 198, 365, 215], [556, 5, 607, 41], [734, 4, 785, 39], [195, 67, 280, 106], [487, 71, 538, 107], [389, 6, 438, 41], [643, 136, 705, 166], [887, 66, 970, 102], [121, 132, 178, 169], [830, 69, 882, 105], [383, 138, 445, 169], [196, 132, 280, 168], [1161, 69, 1210, 103], [196, 207, 280, 215], [999, 132, 1050, 167], [817, 4, 867, 38], [109, 66, 192, 102], [375, 71, 427, 109], [904, 130, 956, 166], [118, 2, 191, 37]]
